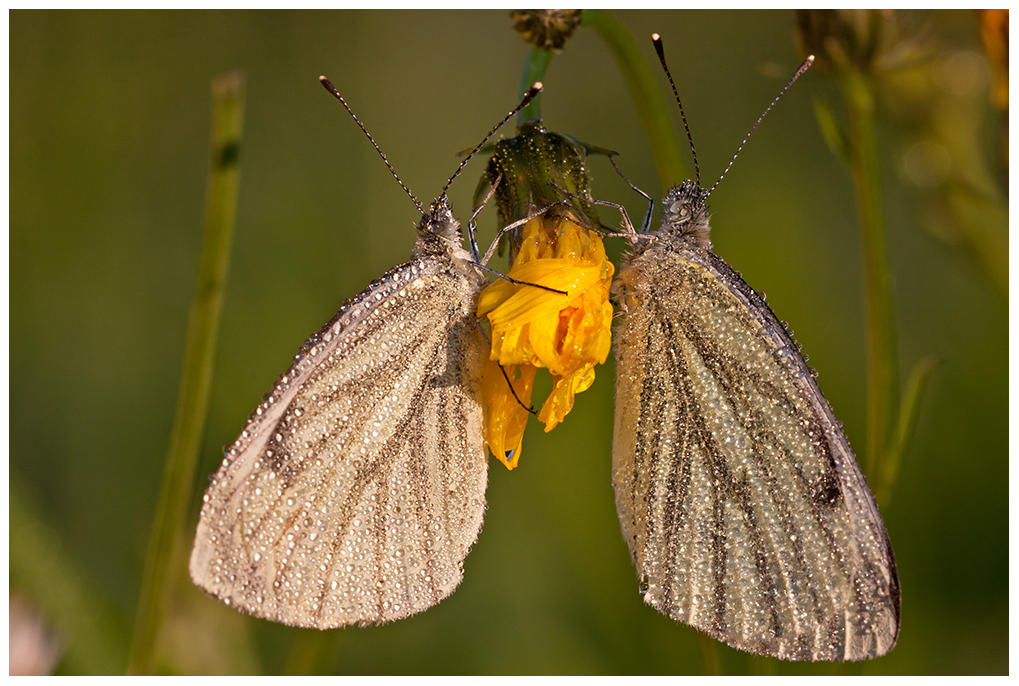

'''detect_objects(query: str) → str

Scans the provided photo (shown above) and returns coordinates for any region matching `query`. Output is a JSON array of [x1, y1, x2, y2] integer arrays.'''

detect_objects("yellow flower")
[[477, 206, 614, 469]]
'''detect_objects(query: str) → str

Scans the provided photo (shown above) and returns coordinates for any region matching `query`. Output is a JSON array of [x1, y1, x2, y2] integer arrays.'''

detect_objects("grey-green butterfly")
[[189, 78, 542, 629], [611, 36, 899, 661]]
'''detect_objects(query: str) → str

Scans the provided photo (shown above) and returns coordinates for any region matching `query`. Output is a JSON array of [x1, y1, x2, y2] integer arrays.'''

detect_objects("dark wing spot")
[[812, 469, 843, 508]]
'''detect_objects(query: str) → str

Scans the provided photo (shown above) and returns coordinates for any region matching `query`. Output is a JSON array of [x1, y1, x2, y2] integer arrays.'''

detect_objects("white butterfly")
[[610, 37, 899, 661], [189, 79, 542, 628]]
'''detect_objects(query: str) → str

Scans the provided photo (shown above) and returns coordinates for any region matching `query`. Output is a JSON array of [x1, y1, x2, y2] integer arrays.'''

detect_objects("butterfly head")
[[660, 181, 712, 250], [419, 195, 462, 242]]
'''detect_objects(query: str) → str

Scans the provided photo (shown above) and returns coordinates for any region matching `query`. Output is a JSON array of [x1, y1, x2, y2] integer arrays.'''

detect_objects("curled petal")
[[481, 358, 536, 470]]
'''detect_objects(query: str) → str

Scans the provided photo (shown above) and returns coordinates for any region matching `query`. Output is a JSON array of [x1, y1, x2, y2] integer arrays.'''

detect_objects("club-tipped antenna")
[[320, 75, 424, 215], [707, 55, 814, 196], [652, 33, 700, 187], [439, 82, 543, 200]]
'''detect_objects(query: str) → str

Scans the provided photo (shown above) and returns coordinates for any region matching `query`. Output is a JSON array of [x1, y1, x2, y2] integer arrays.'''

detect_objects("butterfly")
[[610, 35, 900, 661], [188, 78, 542, 629]]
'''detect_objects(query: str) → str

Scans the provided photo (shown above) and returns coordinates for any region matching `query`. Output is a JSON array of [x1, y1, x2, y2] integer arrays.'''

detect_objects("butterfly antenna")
[[707, 55, 815, 197], [652, 33, 700, 187], [439, 82, 543, 199], [319, 75, 424, 215]]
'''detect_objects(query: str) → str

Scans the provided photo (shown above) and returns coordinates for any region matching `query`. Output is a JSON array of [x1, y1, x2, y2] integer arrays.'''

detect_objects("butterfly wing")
[[190, 256, 490, 629], [612, 245, 900, 661]]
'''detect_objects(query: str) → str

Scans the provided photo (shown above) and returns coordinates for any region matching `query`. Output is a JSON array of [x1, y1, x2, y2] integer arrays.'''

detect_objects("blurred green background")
[[10, 9, 1007, 675]]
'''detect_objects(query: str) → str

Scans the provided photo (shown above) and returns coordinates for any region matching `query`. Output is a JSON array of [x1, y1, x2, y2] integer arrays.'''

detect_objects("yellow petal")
[[481, 357, 536, 470], [481, 261, 602, 328], [537, 363, 597, 431]]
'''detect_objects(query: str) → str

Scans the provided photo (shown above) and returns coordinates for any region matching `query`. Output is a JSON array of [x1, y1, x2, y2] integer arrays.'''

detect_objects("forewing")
[[613, 247, 900, 661], [190, 258, 490, 629]]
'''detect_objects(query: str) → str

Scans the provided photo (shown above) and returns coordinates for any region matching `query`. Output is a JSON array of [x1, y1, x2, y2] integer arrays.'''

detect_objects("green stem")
[[127, 72, 245, 675], [841, 65, 898, 493], [581, 9, 687, 191], [518, 48, 553, 123]]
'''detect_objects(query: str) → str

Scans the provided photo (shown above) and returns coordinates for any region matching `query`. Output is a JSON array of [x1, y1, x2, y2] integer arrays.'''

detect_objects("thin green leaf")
[[812, 95, 850, 161], [879, 354, 940, 505], [10, 482, 130, 674]]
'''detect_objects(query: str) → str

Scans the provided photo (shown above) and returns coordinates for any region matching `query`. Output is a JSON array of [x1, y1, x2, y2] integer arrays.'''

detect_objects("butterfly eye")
[[679, 205, 690, 218]]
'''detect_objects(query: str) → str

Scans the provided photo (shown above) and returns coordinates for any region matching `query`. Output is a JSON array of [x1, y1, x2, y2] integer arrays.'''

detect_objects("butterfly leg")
[[548, 180, 647, 242], [478, 201, 567, 267], [468, 170, 503, 262], [607, 156, 655, 233]]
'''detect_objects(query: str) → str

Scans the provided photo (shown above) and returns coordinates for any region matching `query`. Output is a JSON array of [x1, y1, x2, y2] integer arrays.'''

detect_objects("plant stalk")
[[127, 72, 245, 674], [518, 48, 554, 123], [841, 64, 898, 494], [582, 9, 687, 191]]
